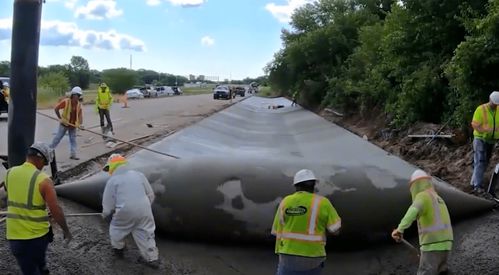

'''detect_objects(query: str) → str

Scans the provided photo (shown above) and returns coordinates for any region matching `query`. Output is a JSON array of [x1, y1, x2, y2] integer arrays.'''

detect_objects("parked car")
[[155, 86, 175, 96], [234, 87, 245, 97], [126, 88, 144, 99], [140, 87, 158, 98], [172, 86, 183, 95], [0, 77, 9, 116], [213, 85, 232, 100]]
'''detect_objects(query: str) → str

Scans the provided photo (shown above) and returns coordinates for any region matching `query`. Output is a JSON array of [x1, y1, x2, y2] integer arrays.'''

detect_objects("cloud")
[[201, 35, 215, 47], [265, 0, 314, 23], [0, 18, 146, 52], [146, 0, 162, 6], [75, 0, 123, 20], [46, 0, 79, 10], [167, 0, 205, 7]]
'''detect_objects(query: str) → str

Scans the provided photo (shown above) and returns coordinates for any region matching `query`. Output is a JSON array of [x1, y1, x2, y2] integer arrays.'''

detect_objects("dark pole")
[[8, 0, 43, 168]]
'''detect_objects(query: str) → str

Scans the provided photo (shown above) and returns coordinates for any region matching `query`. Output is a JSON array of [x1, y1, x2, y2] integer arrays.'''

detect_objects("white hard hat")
[[29, 141, 54, 165], [293, 169, 317, 185], [410, 169, 431, 184], [71, 86, 82, 96], [490, 91, 499, 105]]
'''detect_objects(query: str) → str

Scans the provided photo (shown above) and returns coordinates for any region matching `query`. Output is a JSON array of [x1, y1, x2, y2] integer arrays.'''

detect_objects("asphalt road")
[[0, 93, 242, 181]]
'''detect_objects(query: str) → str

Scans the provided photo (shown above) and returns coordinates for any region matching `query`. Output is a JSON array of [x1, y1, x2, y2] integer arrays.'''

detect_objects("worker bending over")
[[96, 83, 114, 136], [470, 91, 499, 193], [50, 86, 83, 160], [392, 170, 453, 275], [101, 154, 159, 269], [272, 169, 341, 275], [4, 142, 71, 275]]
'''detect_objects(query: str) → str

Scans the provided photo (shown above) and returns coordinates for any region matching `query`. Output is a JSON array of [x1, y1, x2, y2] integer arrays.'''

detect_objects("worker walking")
[[49, 86, 83, 160], [470, 91, 499, 193], [96, 83, 114, 136], [272, 169, 341, 275], [4, 142, 72, 275], [50, 86, 83, 160], [291, 91, 298, 107], [101, 154, 159, 269], [392, 169, 453, 275]]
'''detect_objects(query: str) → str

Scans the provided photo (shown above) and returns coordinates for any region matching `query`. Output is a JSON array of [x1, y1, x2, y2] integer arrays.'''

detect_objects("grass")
[[37, 87, 100, 109], [36, 83, 216, 109], [258, 86, 278, 97], [181, 84, 217, 95]]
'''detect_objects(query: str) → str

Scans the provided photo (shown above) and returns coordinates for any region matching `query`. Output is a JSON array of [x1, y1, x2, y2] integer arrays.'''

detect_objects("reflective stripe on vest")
[[276, 232, 326, 243], [278, 194, 324, 242], [6, 213, 49, 222], [419, 190, 449, 234], [61, 98, 81, 127], [417, 190, 453, 245], [6, 170, 47, 216]]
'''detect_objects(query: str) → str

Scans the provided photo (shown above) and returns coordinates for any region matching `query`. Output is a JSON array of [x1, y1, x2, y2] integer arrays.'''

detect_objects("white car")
[[126, 88, 144, 99], [155, 86, 175, 96]]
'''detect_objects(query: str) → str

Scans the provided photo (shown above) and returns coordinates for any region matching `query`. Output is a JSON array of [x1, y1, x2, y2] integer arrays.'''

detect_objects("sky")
[[0, 0, 313, 80]]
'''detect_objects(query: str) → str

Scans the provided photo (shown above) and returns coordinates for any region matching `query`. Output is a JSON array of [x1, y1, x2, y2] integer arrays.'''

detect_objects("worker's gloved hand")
[[101, 213, 112, 223], [63, 229, 73, 244], [79, 125, 85, 130], [391, 229, 403, 242]]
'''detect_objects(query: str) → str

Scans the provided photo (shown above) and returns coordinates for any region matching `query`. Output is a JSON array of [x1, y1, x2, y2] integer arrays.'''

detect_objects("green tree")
[[38, 72, 70, 96], [0, 61, 10, 76], [101, 68, 138, 94], [69, 56, 90, 89]]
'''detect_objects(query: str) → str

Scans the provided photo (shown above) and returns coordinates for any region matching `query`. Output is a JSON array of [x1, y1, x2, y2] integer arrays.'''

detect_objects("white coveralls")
[[102, 168, 159, 261]]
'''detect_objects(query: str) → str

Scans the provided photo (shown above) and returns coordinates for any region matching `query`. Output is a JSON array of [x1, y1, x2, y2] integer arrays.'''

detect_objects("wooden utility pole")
[[8, 0, 43, 167]]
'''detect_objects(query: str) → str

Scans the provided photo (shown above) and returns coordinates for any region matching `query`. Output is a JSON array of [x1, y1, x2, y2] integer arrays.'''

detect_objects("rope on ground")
[[36, 111, 180, 159]]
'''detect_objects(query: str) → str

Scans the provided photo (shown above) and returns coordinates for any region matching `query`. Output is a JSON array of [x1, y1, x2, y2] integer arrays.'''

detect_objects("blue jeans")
[[9, 233, 50, 275], [50, 124, 77, 157], [276, 262, 324, 275], [471, 138, 494, 189]]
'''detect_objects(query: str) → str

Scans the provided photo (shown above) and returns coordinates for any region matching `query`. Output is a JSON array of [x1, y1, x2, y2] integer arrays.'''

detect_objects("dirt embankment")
[[321, 109, 498, 193]]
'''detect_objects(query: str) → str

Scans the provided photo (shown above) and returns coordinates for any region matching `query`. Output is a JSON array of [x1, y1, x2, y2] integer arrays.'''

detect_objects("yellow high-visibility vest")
[[272, 191, 341, 257], [61, 98, 81, 128], [96, 87, 113, 109], [472, 103, 499, 141], [410, 179, 453, 246], [5, 162, 50, 240]]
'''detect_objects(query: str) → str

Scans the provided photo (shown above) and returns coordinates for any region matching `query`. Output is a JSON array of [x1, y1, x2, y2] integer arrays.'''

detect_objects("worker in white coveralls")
[[272, 169, 341, 275], [101, 154, 160, 269], [392, 169, 453, 275]]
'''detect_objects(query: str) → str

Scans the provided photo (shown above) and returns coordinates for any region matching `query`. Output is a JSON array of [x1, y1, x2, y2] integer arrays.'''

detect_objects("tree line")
[[0, 57, 193, 95], [265, 0, 499, 129]]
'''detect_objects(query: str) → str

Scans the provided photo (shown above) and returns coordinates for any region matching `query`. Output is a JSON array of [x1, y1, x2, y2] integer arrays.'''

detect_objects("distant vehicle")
[[0, 76, 9, 116], [140, 87, 158, 98], [213, 85, 232, 100], [126, 88, 144, 99], [155, 86, 175, 96], [234, 87, 245, 97], [172, 86, 183, 95], [249, 82, 259, 93], [0, 77, 9, 87]]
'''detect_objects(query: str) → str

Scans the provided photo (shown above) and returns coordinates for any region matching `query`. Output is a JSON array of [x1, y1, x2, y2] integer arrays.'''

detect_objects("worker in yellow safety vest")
[[470, 91, 499, 193], [50, 86, 83, 160], [392, 169, 453, 275], [272, 169, 341, 275], [96, 83, 114, 136], [4, 142, 71, 275]]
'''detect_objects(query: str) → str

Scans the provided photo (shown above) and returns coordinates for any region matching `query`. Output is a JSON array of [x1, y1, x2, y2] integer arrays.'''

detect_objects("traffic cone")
[[121, 94, 128, 108]]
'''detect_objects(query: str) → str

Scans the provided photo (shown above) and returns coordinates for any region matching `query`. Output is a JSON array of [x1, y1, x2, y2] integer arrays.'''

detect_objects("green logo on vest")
[[285, 206, 307, 216]]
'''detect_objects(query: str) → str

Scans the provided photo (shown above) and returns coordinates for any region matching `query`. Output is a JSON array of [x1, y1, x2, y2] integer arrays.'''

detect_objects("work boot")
[[113, 248, 124, 258], [138, 257, 160, 269], [69, 155, 80, 160]]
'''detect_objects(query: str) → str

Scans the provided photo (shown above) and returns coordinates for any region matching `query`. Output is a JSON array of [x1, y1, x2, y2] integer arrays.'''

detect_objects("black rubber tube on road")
[[8, 0, 43, 167]]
